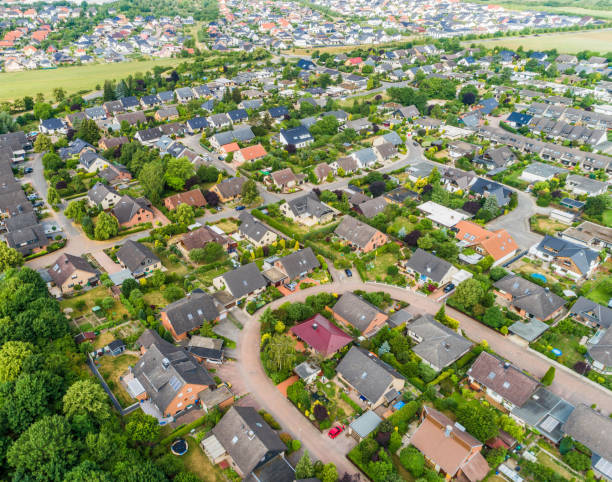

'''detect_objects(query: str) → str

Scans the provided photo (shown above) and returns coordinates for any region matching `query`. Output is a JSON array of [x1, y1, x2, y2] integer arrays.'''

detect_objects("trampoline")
[[171, 439, 188, 456]]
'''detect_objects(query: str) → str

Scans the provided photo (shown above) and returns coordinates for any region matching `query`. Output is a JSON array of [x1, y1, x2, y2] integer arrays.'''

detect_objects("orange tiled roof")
[[239, 144, 267, 162], [454, 220, 518, 262]]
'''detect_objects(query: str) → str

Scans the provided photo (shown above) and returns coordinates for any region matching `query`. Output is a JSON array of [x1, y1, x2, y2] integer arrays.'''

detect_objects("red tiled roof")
[[290, 314, 353, 356]]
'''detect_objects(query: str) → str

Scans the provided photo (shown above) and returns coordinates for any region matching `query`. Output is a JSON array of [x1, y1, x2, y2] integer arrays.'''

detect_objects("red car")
[[328, 425, 344, 439]]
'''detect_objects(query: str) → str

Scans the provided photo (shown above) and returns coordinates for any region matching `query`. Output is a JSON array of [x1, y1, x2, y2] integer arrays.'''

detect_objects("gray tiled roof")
[[334, 216, 380, 250], [336, 346, 404, 403], [161, 291, 220, 337], [494, 275, 565, 321], [563, 404, 612, 461], [277, 247, 320, 280], [112, 195, 152, 224], [238, 212, 273, 243], [333, 292, 383, 333], [357, 196, 388, 219], [286, 192, 332, 219], [222, 262, 266, 299], [48, 253, 97, 287], [570, 296, 612, 329], [535, 235, 599, 276], [408, 314, 473, 369], [116, 240, 159, 274], [212, 406, 286, 476], [88, 182, 118, 205], [404, 248, 453, 283]]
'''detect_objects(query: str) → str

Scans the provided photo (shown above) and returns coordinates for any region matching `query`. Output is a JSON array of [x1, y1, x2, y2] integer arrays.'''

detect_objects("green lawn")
[[465, 29, 612, 54], [362, 252, 400, 281], [586, 276, 612, 306], [0, 58, 185, 101], [96, 354, 138, 408], [602, 209, 612, 228], [60, 286, 128, 318], [180, 436, 228, 482]]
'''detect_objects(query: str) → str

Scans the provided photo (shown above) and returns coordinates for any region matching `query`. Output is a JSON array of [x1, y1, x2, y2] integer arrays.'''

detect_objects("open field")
[[0, 58, 185, 101], [472, 0, 612, 20], [463, 29, 612, 54]]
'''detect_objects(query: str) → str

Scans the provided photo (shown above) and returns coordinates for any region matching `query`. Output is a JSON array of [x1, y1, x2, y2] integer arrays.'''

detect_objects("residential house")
[[48, 253, 98, 294], [135, 127, 163, 145], [470, 178, 513, 207], [520, 162, 567, 183], [238, 212, 277, 247], [99, 136, 129, 151], [280, 192, 334, 226], [529, 235, 600, 280], [186, 117, 210, 133], [112, 195, 154, 228], [176, 225, 233, 257], [274, 247, 320, 283], [384, 186, 419, 205], [494, 274, 566, 321], [4, 223, 48, 256], [336, 346, 404, 409], [454, 221, 519, 266], [208, 113, 231, 129], [39, 117, 67, 135], [561, 222, 612, 250], [290, 313, 353, 358], [410, 406, 489, 482], [164, 189, 207, 211], [154, 107, 178, 122], [407, 314, 473, 371], [330, 292, 388, 337], [87, 182, 122, 210], [313, 162, 332, 183], [98, 163, 132, 184], [403, 248, 458, 286], [132, 329, 215, 419], [417, 201, 469, 228], [279, 125, 314, 148], [210, 177, 246, 203], [234, 144, 267, 164], [334, 216, 388, 253], [394, 105, 420, 120], [270, 168, 301, 191], [202, 406, 290, 479], [565, 175, 608, 197], [186, 336, 225, 365], [587, 328, 612, 374], [569, 297, 612, 330], [467, 351, 540, 411], [374, 142, 397, 162], [473, 146, 517, 171], [332, 156, 359, 174], [354, 196, 388, 219], [175, 87, 195, 103], [161, 290, 221, 341], [79, 151, 109, 173], [116, 240, 161, 277], [505, 112, 533, 128], [213, 262, 267, 301], [562, 405, 612, 480], [344, 118, 372, 134], [448, 141, 480, 160], [115, 111, 147, 127]]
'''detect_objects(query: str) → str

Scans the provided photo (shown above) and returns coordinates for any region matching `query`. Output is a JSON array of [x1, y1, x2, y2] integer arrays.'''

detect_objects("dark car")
[[235, 205, 246, 211], [443, 283, 455, 293], [24, 167, 33, 174], [33, 201, 44, 207], [345, 268, 352, 277]]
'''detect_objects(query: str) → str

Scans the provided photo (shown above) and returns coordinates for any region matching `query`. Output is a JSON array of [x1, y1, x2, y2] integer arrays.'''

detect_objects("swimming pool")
[[531, 273, 547, 283]]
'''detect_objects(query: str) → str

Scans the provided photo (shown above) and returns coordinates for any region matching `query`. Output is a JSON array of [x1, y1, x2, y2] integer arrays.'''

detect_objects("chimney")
[[503, 362, 510, 369], [162, 357, 170, 370], [445, 425, 452, 437], [312, 322, 318, 330]]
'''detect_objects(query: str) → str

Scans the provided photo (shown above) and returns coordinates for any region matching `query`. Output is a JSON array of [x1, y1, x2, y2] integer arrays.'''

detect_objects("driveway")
[[91, 250, 122, 274]]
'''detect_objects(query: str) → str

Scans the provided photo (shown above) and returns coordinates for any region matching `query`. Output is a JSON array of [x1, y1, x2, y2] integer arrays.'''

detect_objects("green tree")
[[563, 450, 591, 471], [0, 111, 17, 134], [264, 334, 297, 374], [453, 278, 484, 309], [47, 186, 61, 206], [541, 366, 555, 386], [63, 380, 111, 425], [33, 102, 53, 120], [175, 203, 195, 226], [241, 179, 259, 204], [165, 157, 195, 191], [149, 269, 166, 288], [125, 412, 160, 444], [34, 133, 53, 152], [76, 118, 101, 145], [7, 415, 79, 481], [483, 306, 505, 329], [584, 194, 609, 218], [163, 285, 184, 303], [103, 80, 115, 101], [399, 446, 425, 476], [121, 278, 139, 298], [319, 463, 337, 482], [483, 195, 499, 215], [295, 450, 315, 479], [139, 160, 165, 203], [456, 401, 499, 442], [64, 460, 112, 482], [65, 199, 88, 223], [0, 242, 23, 271], [0, 341, 33, 382], [94, 212, 119, 240]]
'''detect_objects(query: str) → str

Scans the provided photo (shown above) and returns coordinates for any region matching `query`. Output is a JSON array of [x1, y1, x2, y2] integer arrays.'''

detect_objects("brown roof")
[[164, 189, 206, 210], [411, 406, 487, 480], [48, 253, 97, 287], [271, 168, 298, 187], [99, 136, 129, 149], [467, 352, 539, 407], [180, 226, 229, 251]]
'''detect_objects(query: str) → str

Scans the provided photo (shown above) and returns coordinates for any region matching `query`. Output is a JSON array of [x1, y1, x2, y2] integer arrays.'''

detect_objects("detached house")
[[87, 182, 121, 210], [79, 151, 109, 173], [529, 235, 600, 280], [116, 240, 161, 277], [202, 406, 290, 480], [270, 168, 301, 191], [403, 248, 458, 287], [569, 296, 612, 329], [291, 313, 353, 358], [494, 274, 565, 322], [48, 253, 98, 294], [161, 290, 221, 341], [211, 177, 246, 203], [176, 225, 234, 257], [280, 192, 334, 226], [237, 212, 277, 247], [234, 144, 267, 164], [112, 195, 154, 227], [454, 221, 519, 266], [330, 292, 388, 337], [164, 189, 207, 211], [334, 216, 388, 253], [132, 329, 215, 419], [279, 125, 314, 149], [473, 146, 517, 172], [336, 346, 404, 409], [274, 247, 320, 283], [213, 262, 267, 302], [467, 351, 540, 411], [411, 406, 489, 482]]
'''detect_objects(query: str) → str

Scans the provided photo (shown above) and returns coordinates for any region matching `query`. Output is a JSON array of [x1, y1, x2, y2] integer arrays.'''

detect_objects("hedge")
[[454, 349, 478, 369], [160, 415, 208, 445], [409, 377, 425, 391], [251, 209, 303, 242], [340, 392, 363, 415], [426, 369, 454, 387]]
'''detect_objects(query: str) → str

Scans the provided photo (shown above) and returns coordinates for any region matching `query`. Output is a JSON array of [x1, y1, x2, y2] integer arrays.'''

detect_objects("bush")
[[258, 410, 281, 430], [387, 401, 420, 434], [563, 450, 591, 472], [541, 367, 555, 386], [486, 447, 506, 468], [399, 446, 424, 477]]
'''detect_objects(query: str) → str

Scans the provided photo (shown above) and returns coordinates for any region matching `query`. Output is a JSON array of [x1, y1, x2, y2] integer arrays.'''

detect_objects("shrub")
[[563, 451, 591, 472], [399, 446, 424, 477], [258, 410, 281, 430], [541, 367, 555, 386], [313, 403, 329, 422]]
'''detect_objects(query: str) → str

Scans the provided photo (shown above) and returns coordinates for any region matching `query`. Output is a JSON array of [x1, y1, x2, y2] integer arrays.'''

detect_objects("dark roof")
[[408, 314, 473, 369], [286, 192, 332, 219], [161, 291, 220, 337], [133, 329, 215, 413], [5, 212, 38, 232], [333, 292, 385, 333], [212, 406, 286, 476], [187, 116, 209, 130], [534, 235, 599, 276], [563, 404, 612, 461], [268, 106, 289, 118], [467, 351, 540, 407], [404, 248, 453, 283], [277, 248, 320, 279], [280, 125, 313, 145], [336, 346, 404, 403], [356, 196, 388, 219], [238, 212, 273, 243], [588, 328, 612, 369], [494, 275, 565, 320], [48, 253, 97, 287], [470, 178, 512, 206], [88, 182, 119, 205], [222, 262, 267, 299], [247, 454, 294, 482], [334, 216, 382, 251], [112, 195, 152, 224], [116, 240, 159, 274]]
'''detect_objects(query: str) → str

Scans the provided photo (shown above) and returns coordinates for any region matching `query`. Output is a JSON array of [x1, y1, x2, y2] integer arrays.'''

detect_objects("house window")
[[177, 402, 183, 408]]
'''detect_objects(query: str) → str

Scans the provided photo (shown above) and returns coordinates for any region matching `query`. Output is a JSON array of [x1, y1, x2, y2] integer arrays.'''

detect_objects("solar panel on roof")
[[539, 415, 560, 433]]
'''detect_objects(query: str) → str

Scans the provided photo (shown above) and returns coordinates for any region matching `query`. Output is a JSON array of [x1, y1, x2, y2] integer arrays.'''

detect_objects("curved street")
[[230, 280, 612, 475]]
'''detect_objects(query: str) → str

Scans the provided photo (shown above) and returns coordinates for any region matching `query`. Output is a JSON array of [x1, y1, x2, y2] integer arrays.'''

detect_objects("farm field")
[[471, 0, 612, 20], [0, 57, 185, 101], [463, 29, 612, 54]]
